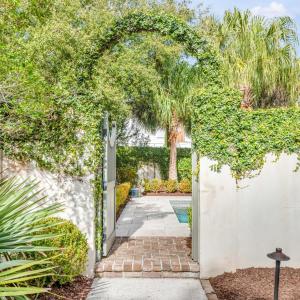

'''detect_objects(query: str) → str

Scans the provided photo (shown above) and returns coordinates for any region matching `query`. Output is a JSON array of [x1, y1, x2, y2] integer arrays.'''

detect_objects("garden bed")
[[210, 267, 300, 300], [144, 192, 192, 196], [37, 276, 93, 300]]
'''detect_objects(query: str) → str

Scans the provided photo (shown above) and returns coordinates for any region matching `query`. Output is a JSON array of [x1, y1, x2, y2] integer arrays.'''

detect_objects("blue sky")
[[190, 1, 300, 52]]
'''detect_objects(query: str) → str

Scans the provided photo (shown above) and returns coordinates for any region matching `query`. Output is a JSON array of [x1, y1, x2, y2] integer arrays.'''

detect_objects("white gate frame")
[[192, 151, 200, 261], [102, 114, 117, 257]]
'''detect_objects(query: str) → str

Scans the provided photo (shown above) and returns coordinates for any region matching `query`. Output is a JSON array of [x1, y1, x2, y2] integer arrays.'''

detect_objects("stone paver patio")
[[91, 195, 205, 298], [116, 196, 191, 237]]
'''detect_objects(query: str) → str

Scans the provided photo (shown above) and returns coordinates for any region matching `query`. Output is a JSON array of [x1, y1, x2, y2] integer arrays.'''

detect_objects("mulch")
[[37, 276, 93, 300], [210, 267, 300, 300]]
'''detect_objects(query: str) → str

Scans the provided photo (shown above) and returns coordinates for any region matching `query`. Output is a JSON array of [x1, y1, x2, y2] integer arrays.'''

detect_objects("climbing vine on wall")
[[192, 86, 300, 179], [117, 146, 191, 181]]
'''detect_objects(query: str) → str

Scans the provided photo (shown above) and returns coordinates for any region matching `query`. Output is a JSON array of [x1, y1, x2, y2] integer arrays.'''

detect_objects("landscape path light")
[[267, 248, 290, 300]]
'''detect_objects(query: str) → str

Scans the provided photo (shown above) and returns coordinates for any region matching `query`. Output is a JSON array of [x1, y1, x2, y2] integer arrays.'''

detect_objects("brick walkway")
[[96, 237, 199, 278]]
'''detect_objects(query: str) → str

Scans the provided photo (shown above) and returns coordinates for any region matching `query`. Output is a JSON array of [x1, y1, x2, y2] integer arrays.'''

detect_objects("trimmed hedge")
[[117, 146, 191, 183], [116, 182, 131, 216]]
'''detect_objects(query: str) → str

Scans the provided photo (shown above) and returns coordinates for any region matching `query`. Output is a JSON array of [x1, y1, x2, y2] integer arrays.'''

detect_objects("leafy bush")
[[117, 167, 137, 185], [178, 157, 192, 181], [150, 178, 163, 193], [0, 178, 62, 298], [116, 182, 131, 215], [143, 179, 151, 192], [29, 217, 88, 286], [165, 180, 178, 193], [187, 207, 192, 228], [178, 179, 192, 193]]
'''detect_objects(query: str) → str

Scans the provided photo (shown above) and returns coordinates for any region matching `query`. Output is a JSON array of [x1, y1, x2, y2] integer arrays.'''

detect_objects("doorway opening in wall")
[[97, 115, 199, 278], [91, 10, 215, 279]]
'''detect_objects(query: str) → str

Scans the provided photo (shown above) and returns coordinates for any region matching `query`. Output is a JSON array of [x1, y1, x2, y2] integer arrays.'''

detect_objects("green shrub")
[[178, 179, 192, 193], [149, 178, 162, 193], [165, 179, 178, 193], [178, 157, 192, 181], [117, 167, 137, 185], [187, 207, 192, 228], [116, 182, 131, 215], [30, 217, 88, 286], [144, 179, 151, 192]]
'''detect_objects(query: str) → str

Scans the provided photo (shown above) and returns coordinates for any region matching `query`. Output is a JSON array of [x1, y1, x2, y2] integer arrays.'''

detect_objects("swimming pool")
[[170, 200, 191, 223]]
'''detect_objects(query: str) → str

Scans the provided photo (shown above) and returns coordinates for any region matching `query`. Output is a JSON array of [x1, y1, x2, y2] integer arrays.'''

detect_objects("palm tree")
[[201, 8, 299, 108], [150, 59, 199, 180]]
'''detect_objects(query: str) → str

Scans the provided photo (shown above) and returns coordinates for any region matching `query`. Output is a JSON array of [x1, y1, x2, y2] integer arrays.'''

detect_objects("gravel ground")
[[210, 267, 300, 300]]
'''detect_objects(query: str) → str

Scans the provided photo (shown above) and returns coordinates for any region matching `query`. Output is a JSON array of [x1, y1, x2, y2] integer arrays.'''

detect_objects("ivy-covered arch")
[[82, 12, 299, 179], [2, 11, 299, 178], [80, 12, 222, 86]]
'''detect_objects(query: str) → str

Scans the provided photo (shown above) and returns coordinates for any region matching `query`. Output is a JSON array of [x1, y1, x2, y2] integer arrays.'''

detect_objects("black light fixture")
[[267, 248, 290, 300]]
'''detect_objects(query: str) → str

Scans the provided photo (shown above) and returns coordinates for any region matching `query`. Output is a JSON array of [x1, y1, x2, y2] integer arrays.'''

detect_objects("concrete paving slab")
[[116, 196, 191, 237], [87, 278, 207, 300]]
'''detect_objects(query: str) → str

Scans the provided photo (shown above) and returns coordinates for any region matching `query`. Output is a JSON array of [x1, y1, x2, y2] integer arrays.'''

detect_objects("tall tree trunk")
[[168, 112, 178, 180]]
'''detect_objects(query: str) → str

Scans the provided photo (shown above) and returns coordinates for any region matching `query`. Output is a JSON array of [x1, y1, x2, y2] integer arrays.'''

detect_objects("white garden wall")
[[199, 153, 300, 278], [3, 157, 96, 277]]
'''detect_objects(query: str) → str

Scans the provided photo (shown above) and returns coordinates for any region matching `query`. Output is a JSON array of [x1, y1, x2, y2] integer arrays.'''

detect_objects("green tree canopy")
[[201, 8, 300, 108]]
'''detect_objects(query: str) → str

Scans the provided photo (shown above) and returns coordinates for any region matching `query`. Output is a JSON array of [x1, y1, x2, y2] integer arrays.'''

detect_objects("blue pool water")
[[170, 200, 191, 223]]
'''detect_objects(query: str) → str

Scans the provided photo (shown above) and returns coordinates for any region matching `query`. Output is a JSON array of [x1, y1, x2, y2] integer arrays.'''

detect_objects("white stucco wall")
[[199, 153, 300, 278], [3, 157, 96, 277]]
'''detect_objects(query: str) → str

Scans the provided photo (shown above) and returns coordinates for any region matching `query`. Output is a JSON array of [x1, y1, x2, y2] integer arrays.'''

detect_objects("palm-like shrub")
[[0, 177, 62, 299]]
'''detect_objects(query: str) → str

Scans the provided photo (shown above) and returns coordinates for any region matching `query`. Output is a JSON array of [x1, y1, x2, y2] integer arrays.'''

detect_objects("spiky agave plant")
[[0, 177, 63, 299]]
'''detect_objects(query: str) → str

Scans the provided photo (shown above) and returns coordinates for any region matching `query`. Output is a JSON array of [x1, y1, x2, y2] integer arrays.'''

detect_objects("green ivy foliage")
[[81, 12, 222, 86], [117, 146, 191, 181], [177, 157, 192, 181], [192, 86, 300, 179]]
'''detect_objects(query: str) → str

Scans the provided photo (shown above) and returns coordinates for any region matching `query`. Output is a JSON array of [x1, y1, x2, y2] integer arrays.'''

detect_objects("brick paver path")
[[96, 237, 199, 278]]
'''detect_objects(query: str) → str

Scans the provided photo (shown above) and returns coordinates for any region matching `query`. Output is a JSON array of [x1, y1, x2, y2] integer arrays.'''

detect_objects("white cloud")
[[251, 2, 290, 18]]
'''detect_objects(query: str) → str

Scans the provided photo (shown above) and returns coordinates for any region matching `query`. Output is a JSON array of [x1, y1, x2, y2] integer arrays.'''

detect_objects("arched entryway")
[[82, 12, 224, 275]]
